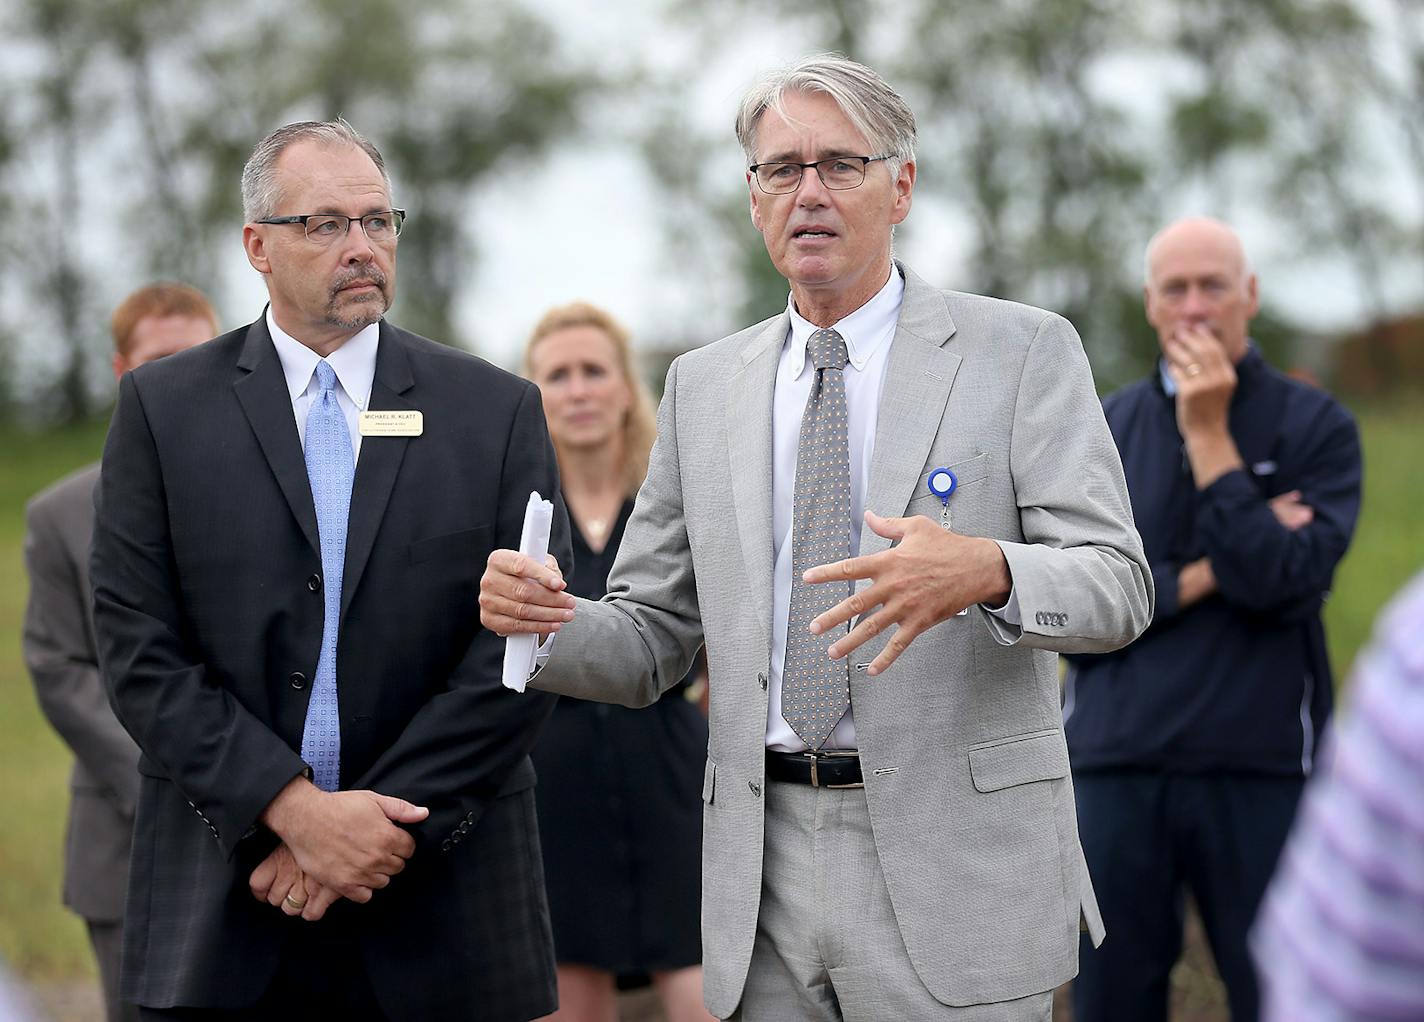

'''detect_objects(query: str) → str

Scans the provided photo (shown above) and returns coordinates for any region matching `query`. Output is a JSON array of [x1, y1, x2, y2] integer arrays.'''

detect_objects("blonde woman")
[[524, 303, 713, 1022]]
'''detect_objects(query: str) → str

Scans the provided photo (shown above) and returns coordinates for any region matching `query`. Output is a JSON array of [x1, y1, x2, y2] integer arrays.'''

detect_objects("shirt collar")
[[785, 265, 905, 378], [1157, 357, 1178, 397], [266, 307, 379, 409]]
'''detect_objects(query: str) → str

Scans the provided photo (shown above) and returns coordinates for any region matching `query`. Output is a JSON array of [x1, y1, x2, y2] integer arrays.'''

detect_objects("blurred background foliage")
[[0, 0, 1420, 1016], [0, 0, 1420, 421]]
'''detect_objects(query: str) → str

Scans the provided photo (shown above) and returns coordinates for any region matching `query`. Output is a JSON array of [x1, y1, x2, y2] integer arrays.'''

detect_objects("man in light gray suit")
[[23, 282, 217, 1022], [482, 56, 1152, 1020]]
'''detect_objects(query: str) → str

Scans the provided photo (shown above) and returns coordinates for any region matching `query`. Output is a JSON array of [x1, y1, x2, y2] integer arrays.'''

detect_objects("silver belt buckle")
[[805, 749, 864, 789]]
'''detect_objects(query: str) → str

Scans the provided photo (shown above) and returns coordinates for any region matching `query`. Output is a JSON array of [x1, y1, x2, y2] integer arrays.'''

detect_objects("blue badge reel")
[[927, 467, 957, 528]]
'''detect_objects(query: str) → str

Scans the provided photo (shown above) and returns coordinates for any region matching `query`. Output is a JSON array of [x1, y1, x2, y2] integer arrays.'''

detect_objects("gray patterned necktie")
[[782, 327, 852, 750]]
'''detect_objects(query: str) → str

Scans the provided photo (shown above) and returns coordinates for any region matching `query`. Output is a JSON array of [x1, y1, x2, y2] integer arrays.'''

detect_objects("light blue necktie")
[[300, 360, 354, 791]]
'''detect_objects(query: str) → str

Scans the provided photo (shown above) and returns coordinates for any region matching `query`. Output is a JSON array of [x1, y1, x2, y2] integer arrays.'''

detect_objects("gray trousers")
[[87, 920, 140, 1022], [726, 779, 1052, 1022]]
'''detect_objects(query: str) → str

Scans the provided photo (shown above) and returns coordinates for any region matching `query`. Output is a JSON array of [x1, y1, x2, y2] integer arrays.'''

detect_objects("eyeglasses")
[[256, 209, 406, 245], [748, 155, 892, 194]]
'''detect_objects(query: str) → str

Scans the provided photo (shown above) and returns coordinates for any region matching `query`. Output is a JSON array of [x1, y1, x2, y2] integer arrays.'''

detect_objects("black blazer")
[[92, 317, 570, 1019]]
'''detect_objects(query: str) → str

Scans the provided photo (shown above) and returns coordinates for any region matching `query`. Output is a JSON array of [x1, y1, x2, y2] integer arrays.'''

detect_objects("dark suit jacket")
[[91, 317, 569, 1019], [24, 462, 139, 923]]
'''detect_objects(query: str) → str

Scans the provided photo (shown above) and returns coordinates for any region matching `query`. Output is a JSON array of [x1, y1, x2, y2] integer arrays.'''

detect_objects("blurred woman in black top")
[[524, 303, 712, 1022]]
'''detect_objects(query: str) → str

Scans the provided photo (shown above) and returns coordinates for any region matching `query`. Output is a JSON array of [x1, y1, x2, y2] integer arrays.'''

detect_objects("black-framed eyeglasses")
[[748, 155, 892, 194], [256, 209, 406, 245]]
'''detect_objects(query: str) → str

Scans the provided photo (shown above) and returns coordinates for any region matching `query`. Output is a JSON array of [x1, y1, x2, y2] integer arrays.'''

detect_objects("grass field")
[[0, 401, 1418, 986], [0, 417, 111, 981]]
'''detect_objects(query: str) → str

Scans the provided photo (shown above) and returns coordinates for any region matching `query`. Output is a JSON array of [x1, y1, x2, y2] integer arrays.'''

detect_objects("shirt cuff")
[[978, 544, 1023, 646], [529, 632, 556, 679], [981, 587, 1022, 625]]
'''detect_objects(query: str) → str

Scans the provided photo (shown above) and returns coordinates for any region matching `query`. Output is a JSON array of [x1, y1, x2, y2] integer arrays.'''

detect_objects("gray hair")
[[735, 54, 917, 180], [241, 118, 392, 223]]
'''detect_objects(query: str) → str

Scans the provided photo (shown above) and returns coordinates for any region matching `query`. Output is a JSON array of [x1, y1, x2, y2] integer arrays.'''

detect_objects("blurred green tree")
[[643, 0, 1420, 390], [7, 0, 110, 422], [0, 0, 602, 422]]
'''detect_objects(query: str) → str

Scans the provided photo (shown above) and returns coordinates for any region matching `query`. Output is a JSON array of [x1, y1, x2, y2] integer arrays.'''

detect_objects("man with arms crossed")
[[483, 56, 1152, 1021], [1065, 217, 1362, 1022], [92, 120, 567, 1020], [24, 282, 217, 1022]]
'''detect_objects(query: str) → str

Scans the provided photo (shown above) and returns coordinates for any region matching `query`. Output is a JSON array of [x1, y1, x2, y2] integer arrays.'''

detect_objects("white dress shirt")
[[266, 308, 379, 461], [765, 268, 1020, 752]]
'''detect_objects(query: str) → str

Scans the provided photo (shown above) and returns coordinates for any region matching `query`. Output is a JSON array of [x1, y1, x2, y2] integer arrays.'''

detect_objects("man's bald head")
[[1143, 216, 1259, 363], [1145, 217, 1252, 286]]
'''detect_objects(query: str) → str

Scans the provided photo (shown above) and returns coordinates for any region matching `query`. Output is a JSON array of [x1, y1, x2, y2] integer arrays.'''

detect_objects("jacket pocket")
[[934, 451, 989, 488], [702, 758, 717, 805], [905, 452, 990, 515], [408, 524, 492, 565], [967, 729, 1069, 793]]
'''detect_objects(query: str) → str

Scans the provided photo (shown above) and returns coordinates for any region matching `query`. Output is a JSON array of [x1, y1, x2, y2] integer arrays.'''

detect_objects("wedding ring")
[[284, 893, 307, 910], [1186, 363, 1203, 376]]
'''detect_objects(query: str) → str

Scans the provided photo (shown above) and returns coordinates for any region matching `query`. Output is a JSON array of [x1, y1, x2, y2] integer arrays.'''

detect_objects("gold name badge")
[[358, 410, 424, 437]]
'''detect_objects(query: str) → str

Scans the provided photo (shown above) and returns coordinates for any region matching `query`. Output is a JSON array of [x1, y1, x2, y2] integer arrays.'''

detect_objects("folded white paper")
[[501, 491, 554, 692]]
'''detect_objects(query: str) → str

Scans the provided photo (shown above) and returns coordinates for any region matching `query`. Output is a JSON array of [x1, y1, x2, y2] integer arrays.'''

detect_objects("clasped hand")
[[249, 779, 428, 922]]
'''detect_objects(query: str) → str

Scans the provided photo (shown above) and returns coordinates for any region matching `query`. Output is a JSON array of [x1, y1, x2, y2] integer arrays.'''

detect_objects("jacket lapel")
[[233, 319, 320, 555], [726, 314, 786, 643], [861, 265, 962, 562], [340, 322, 415, 620]]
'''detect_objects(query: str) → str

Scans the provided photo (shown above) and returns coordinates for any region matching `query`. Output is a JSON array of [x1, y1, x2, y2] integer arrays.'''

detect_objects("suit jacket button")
[[289, 672, 307, 690], [307, 574, 322, 592], [757, 672, 768, 690], [748, 781, 762, 798]]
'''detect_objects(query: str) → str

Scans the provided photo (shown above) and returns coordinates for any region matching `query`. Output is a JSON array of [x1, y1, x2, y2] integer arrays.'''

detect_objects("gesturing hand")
[[479, 551, 573, 638], [260, 779, 429, 903], [801, 510, 1011, 676]]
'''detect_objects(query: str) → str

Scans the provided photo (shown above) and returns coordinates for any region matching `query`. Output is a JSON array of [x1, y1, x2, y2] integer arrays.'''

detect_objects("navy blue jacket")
[[1065, 347, 1362, 776]]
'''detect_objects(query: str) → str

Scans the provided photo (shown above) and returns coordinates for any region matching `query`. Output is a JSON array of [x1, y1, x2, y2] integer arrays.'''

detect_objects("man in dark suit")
[[24, 282, 218, 1022], [91, 119, 568, 1021]]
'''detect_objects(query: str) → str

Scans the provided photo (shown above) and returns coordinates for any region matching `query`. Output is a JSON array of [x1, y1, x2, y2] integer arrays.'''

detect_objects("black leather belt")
[[765, 749, 864, 788]]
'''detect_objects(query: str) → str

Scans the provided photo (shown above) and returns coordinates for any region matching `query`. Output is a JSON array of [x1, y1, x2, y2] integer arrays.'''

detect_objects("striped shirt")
[[1253, 572, 1424, 1020]]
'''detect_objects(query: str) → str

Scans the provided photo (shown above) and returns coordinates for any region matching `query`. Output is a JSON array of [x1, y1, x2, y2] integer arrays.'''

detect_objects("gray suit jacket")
[[533, 265, 1153, 1013], [23, 462, 139, 923]]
